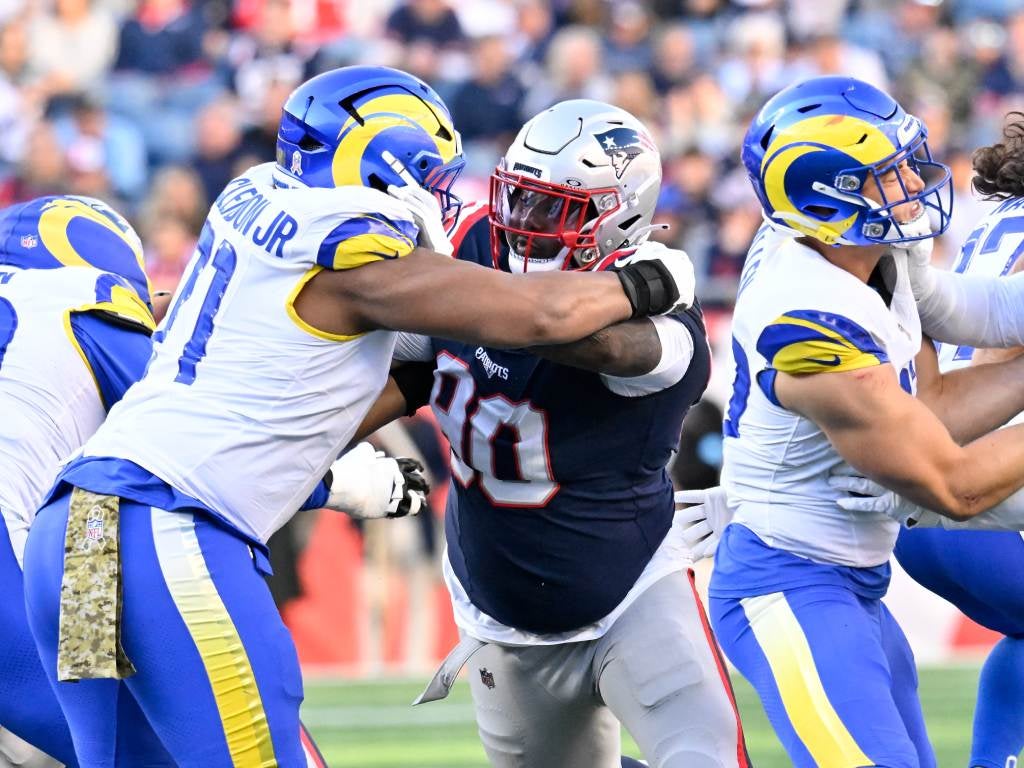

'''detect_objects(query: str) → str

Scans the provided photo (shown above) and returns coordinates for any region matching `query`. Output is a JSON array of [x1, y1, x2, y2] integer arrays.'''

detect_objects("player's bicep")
[[776, 365, 961, 511]]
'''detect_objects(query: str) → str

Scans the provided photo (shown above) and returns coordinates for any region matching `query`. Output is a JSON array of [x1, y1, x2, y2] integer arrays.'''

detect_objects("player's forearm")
[[346, 249, 633, 347], [526, 318, 661, 376], [917, 269, 1024, 348], [922, 353, 1024, 443], [934, 424, 1024, 520]]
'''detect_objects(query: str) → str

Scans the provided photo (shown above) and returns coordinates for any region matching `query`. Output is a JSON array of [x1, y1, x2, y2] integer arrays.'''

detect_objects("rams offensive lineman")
[[0, 195, 164, 768], [709, 76, 1024, 768], [390, 100, 747, 768], [0, 195, 403, 768], [20, 67, 696, 768]]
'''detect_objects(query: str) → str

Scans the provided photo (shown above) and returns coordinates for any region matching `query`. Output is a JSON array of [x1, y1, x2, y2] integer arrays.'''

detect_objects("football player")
[[20, 67, 696, 768], [709, 76, 1024, 768], [0, 196, 397, 767], [373, 99, 747, 768], [0, 195, 164, 768], [828, 113, 1024, 768]]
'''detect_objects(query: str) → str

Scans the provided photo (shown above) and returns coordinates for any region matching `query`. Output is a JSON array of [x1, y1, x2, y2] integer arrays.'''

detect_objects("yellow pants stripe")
[[152, 510, 277, 767], [741, 592, 871, 768]]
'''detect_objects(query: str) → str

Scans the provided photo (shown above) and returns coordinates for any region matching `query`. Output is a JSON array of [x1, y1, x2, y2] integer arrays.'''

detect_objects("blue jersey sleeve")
[[300, 478, 330, 511], [67, 311, 152, 410]]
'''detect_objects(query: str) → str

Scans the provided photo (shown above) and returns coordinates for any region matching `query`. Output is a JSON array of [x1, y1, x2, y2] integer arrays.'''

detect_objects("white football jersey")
[[83, 164, 419, 544], [938, 196, 1024, 372], [722, 226, 922, 567], [0, 265, 150, 559]]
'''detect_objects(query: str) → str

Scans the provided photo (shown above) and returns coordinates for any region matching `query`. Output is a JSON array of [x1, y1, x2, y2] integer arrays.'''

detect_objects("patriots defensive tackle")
[[386, 100, 747, 768], [20, 67, 696, 768]]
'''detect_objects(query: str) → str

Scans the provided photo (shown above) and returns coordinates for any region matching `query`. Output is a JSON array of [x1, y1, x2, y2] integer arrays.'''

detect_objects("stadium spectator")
[[385, 0, 465, 49], [189, 96, 246, 203], [28, 0, 117, 109], [140, 212, 196, 291], [650, 23, 698, 95], [109, 0, 219, 162], [602, 1, 653, 75], [447, 36, 524, 173], [221, 0, 322, 116], [142, 164, 207, 235], [53, 92, 148, 203], [522, 25, 612, 118]]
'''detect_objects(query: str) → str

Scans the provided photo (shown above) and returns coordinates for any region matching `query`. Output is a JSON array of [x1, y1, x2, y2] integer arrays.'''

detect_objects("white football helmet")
[[489, 99, 663, 272]]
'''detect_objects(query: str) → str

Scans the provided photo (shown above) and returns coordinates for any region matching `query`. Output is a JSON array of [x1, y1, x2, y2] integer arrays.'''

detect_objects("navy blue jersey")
[[433, 211, 710, 633]]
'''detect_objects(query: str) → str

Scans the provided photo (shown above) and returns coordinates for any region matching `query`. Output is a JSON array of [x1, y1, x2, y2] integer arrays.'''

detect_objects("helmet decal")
[[592, 127, 649, 178]]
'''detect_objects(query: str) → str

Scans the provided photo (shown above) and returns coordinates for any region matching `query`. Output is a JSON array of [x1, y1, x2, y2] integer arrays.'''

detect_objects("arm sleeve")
[[67, 310, 153, 410], [393, 331, 434, 362], [600, 315, 696, 397], [299, 478, 331, 511], [916, 269, 1024, 348]]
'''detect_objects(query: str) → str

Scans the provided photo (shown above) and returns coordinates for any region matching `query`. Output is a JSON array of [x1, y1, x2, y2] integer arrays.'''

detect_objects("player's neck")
[[798, 237, 886, 283]]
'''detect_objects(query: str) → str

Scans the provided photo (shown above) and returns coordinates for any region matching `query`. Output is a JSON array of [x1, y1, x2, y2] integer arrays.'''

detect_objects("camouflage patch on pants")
[[57, 488, 136, 681]]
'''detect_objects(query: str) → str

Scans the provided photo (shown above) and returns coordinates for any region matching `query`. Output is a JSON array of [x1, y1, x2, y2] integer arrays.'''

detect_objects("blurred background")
[[4, 0, 1021, 762]]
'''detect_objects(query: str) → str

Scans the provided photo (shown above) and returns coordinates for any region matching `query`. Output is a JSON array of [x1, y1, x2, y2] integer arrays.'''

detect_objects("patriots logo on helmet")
[[593, 127, 648, 178]]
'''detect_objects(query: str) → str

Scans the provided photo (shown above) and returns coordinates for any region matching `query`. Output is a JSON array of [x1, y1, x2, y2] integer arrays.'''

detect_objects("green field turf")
[[302, 663, 983, 767]]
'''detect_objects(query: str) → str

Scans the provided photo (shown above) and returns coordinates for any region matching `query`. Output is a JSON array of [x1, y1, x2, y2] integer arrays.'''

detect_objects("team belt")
[[414, 634, 486, 704], [57, 488, 136, 681]]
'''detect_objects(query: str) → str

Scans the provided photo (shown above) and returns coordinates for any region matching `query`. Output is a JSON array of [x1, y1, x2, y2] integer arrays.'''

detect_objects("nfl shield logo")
[[85, 517, 104, 542], [20, 234, 37, 249], [479, 668, 496, 690]]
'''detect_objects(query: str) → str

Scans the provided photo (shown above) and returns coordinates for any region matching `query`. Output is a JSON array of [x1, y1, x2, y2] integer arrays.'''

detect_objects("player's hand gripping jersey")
[[720, 224, 922, 572], [75, 163, 420, 545], [399, 209, 711, 639], [0, 196, 154, 559]]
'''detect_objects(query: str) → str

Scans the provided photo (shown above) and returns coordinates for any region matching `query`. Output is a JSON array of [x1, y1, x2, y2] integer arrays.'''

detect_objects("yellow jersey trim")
[[285, 266, 365, 342]]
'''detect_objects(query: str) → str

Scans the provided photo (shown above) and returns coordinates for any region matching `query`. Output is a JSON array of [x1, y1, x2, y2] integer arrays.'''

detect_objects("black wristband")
[[391, 361, 436, 416], [617, 260, 679, 318]]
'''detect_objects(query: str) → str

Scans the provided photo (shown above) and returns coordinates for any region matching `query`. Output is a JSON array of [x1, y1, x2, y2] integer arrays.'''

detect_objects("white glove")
[[382, 149, 453, 257], [324, 442, 430, 519], [614, 240, 696, 314], [827, 472, 937, 527], [890, 210, 938, 301], [674, 486, 732, 560]]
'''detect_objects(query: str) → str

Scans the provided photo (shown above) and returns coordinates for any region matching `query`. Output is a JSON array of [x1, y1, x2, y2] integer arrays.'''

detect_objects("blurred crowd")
[[0, 0, 1021, 301]]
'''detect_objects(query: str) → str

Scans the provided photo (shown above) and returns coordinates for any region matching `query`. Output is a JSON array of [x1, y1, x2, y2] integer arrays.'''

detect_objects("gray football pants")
[[460, 571, 748, 768]]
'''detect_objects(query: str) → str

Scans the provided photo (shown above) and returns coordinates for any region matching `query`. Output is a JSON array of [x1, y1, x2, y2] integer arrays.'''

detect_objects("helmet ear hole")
[[298, 134, 325, 151], [803, 204, 838, 220], [367, 173, 388, 192], [618, 214, 642, 231]]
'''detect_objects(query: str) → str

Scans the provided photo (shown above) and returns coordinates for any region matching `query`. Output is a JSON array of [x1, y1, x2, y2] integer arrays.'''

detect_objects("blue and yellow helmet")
[[742, 76, 952, 246], [276, 65, 465, 218], [0, 195, 151, 307]]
